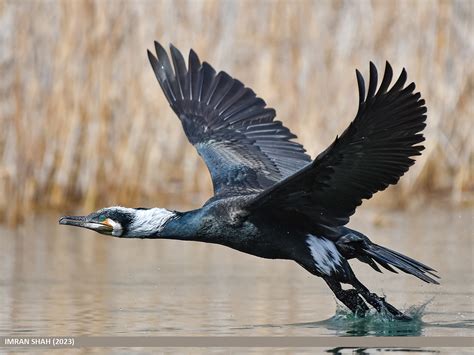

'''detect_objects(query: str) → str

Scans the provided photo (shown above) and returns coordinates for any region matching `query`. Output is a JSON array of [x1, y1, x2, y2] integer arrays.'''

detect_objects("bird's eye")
[[98, 215, 107, 222]]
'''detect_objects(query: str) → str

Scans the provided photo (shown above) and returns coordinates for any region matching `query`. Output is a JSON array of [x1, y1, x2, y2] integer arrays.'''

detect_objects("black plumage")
[[247, 62, 427, 226], [148, 42, 311, 199], [60, 42, 438, 320]]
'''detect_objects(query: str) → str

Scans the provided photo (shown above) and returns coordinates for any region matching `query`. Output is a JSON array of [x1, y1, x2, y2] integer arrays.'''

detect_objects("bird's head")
[[59, 206, 176, 238]]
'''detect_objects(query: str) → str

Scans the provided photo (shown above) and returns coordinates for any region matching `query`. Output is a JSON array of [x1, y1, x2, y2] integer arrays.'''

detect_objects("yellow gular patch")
[[103, 218, 113, 227]]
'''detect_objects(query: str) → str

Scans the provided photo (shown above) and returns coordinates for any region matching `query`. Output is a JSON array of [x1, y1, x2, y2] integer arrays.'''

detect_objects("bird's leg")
[[324, 278, 369, 317], [350, 277, 411, 320]]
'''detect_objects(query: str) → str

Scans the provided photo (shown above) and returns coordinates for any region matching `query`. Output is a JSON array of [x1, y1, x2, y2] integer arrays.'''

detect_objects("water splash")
[[319, 299, 432, 336], [246, 297, 474, 337]]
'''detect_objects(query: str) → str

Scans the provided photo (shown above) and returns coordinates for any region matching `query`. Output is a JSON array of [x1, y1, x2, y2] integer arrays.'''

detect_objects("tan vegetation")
[[0, 0, 472, 224]]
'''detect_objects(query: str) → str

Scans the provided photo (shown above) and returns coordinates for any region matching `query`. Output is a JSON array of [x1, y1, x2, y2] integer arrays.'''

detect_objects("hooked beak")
[[59, 215, 113, 234]]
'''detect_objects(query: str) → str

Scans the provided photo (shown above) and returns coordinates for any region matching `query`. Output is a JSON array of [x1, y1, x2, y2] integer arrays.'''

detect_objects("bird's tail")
[[362, 243, 440, 284]]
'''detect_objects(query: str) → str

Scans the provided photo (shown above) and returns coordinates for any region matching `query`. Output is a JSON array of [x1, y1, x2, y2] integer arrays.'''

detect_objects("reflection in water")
[[326, 348, 440, 354], [0, 206, 473, 337]]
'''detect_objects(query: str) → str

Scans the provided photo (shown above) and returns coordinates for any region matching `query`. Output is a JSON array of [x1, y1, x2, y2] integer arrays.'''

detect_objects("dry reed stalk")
[[0, 0, 472, 224]]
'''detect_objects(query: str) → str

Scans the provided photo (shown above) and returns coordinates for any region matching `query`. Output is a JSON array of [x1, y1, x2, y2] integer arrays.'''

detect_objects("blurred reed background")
[[0, 0, 472, 224]]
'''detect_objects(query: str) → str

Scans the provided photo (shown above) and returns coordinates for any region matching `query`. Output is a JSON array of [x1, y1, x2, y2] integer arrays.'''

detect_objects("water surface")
[[0, 205, 472, 340]]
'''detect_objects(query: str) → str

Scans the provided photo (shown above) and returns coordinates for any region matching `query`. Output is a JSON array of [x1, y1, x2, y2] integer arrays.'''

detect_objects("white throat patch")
[[127, 208, 176, 237]]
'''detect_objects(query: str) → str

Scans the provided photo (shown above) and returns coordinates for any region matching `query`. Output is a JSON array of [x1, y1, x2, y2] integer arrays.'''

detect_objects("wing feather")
[[148, 42, 311, 199], [247, 62, 427, 227]]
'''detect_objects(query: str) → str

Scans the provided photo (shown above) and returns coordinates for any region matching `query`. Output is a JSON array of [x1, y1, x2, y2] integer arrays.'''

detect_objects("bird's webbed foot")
[[325, 276, 411, 320], [324, 278, 369, 317], [338, 288, 370, 317], [347, 277, 412, 321], [360, 292, 411, 321]]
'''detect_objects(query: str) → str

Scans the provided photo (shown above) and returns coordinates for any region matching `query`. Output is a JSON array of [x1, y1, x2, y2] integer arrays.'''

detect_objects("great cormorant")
[[60, 41, 438, 319]]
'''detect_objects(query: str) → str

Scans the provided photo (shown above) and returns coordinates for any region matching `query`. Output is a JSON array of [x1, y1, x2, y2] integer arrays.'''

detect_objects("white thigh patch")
[[306, 235, 342, 276]]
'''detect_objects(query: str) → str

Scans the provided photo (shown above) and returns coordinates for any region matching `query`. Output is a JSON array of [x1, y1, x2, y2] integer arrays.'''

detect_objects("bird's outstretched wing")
[[247, 62, 427, 227], [147, 42, 311, 199]]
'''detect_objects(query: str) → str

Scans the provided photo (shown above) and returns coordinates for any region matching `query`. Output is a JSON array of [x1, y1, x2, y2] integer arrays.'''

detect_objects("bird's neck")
[[125, 208, 178, 238], [158, 208, 206, 241], [126, 208, 204, 240]]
